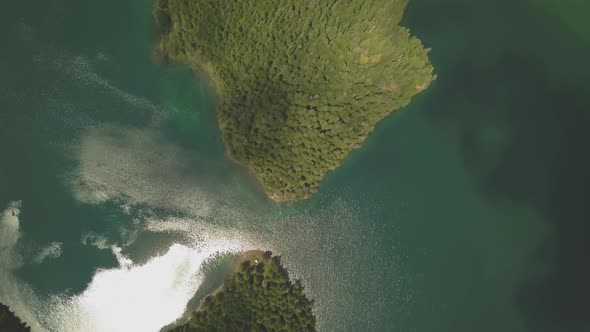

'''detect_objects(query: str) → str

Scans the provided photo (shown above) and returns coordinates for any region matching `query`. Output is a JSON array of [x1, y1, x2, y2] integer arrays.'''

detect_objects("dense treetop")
[[0, 303, 30, 332], [169, 251, 315, 332], [155, 0, 434, 201]]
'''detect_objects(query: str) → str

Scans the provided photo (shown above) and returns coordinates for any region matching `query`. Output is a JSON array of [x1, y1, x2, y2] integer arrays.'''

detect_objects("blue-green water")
[[1, 0, 589, 331]]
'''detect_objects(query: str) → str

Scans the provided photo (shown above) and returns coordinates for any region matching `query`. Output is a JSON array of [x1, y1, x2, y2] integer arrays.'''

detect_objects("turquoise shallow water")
[[1, 0, 589, 331]]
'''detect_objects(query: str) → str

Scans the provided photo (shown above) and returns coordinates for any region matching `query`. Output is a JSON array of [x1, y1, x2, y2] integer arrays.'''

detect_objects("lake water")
[[1, 0, 589, 331]]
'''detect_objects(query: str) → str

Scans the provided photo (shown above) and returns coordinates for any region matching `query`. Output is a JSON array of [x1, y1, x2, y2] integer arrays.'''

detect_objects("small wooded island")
[[169, 251, 315, 332], [154, 0, 434, 201]]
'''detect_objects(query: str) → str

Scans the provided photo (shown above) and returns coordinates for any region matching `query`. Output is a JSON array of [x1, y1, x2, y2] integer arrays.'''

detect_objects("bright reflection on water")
[[47, 242, 245, 332], [0, 200, 255, 332]]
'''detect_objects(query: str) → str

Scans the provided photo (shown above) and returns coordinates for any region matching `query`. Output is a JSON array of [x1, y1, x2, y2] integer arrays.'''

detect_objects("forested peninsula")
[[154, 0, 434, 202], [169, 251, 315, 332]]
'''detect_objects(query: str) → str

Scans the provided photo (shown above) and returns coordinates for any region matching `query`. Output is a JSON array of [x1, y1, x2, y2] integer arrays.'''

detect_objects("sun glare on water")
[[0, 200, 254, 332], [48, 240, 245, 332]]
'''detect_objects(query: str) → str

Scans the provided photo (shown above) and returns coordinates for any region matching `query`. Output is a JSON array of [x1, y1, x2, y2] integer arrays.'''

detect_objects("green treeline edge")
[[0, 303, 30, 332], [169, 251, 316, 332], [154, 0, 434, 201]]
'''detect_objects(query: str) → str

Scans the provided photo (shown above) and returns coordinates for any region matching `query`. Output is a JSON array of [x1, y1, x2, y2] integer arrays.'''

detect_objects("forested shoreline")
[[154, 0, 434, 201], [168, 251, 316, 331]]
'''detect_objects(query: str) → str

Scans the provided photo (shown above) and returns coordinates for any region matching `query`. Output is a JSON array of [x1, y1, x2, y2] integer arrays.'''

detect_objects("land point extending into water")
[[168, 250, 316, 332], [154, 0, 434, 202]]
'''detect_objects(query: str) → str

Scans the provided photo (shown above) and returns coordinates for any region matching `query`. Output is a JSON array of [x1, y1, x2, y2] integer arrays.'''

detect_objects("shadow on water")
[[404, 0, 590, 331]]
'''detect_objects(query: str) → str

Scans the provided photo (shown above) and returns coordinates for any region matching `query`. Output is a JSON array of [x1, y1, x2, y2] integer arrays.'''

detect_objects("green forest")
[[0, 303, 30, 332], [169, 252, 315, 331], [155, 0, 434, 201]]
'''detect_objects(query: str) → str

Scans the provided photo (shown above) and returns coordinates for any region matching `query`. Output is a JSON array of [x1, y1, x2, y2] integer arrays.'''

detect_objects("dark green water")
[[1, 0, 589, 331]]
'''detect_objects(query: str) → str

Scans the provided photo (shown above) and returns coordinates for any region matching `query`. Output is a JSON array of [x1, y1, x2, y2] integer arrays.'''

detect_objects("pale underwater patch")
[[65, 124, 257, 225], [81, 232, 112, 251], [34, 242, 64, 264], [66, 125, 214, 213]]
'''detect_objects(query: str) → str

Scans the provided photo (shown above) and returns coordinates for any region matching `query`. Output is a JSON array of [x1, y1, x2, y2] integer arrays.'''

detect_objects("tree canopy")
[[0, 303, 30, 332], [155, 0, 434, 201], [169, 252, 315, 332]]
